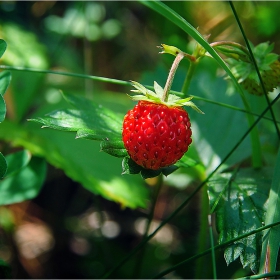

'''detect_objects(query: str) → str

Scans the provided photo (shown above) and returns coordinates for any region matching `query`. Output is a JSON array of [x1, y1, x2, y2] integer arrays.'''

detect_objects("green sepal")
[[122, 156, 179, 179], [129, 81, 204, 114], [100, 139, 128, 158]]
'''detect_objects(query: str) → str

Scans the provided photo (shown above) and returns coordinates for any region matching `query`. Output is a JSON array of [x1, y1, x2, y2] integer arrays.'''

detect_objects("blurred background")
[[0, 1, 279, 278]]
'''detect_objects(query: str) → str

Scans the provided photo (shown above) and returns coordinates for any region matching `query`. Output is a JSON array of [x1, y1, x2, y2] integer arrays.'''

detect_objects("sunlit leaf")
[[0, 156, 46, 206], [0, 120, 148, 209], [208, 167, 271, 272]]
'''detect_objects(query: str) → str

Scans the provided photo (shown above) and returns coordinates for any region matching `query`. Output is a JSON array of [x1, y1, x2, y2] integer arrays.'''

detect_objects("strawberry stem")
[[162, 52, 185, 102]]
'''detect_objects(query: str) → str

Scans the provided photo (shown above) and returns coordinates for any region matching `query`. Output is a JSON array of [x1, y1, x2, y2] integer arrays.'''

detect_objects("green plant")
[[0, 1, 280, 279]]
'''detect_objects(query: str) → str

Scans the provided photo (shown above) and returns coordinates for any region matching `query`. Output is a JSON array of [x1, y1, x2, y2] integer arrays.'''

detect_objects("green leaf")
[[100, 139, 128, 158], [0, 40, 7, 59], [0, 156, 46, 206], [0, 119, 148, 209], [175, 153, 198, 168], [208, 168, 271, 272], [0, 94, 6, 123], [122, 157, 179, 179], [5, 150, 31, 178], [259, 148, 280, 274], [0, 71, 12, 96], [0, 152, 7, 179]]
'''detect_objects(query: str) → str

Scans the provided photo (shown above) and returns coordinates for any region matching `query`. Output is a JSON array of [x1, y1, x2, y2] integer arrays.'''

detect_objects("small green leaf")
[[122, 157, 179, 179], [0, 156, 46, 206], [0, 71, 12, 96], [0, 40, 7, 59], [208, 167, 271, 272], [0, 94, 6, 123], [175, 153, 198, 168], [0, 152, 7, 179], [5, 150, 31, 178], [100, 139, 128, 158]]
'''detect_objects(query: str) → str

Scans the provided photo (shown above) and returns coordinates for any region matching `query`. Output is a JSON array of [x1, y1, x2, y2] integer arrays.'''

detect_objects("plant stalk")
[[162, 52, 185, 102]]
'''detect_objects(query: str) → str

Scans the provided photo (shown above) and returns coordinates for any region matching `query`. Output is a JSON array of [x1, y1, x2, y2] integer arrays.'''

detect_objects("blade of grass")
[[208, 215, 217, 279], [140, 0, 262, 169], [258, 147, 280, 274]]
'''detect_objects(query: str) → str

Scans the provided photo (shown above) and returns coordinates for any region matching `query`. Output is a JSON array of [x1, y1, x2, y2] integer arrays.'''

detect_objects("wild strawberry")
[[122, 81, 203, 170]]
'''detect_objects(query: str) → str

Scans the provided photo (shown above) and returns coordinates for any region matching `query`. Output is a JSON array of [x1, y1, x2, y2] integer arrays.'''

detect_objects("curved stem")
[[162, 52, 185, 102]]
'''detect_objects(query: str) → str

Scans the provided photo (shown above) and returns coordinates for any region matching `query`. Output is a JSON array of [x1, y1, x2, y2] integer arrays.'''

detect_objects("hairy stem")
[[162, 52, 185, 102]]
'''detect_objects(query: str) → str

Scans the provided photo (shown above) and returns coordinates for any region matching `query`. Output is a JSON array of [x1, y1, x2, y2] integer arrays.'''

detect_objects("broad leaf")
[[29, 93, 124, 157], [0, 119, 148, 209], [0, 156, 46, 205], [5, 150, 31, 178], [0, 152, 7, 179], [0, 71, 12, 96], [0, 39, 7, 59], [207, 167, 271, 272]]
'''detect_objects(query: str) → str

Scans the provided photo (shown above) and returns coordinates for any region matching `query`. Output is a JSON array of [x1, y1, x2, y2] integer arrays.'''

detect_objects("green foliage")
[[0, 155, 46, 206], [208, 168, 271, 272], [0, 1, 279, 279]]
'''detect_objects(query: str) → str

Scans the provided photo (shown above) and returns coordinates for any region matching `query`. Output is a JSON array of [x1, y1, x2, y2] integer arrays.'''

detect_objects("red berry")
[[122, 101, 192, 170]]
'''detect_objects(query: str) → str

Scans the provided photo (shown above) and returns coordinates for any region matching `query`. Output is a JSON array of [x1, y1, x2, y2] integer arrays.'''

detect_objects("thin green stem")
[[181, 60, 197, 96], [1, 64, 279, 124], [162, 52, 185, 102], [103, 94, 280, 279], [132, 175, 163, 278], [208, 215, 217, 279], [195, 184, 210, 279], [0, 65, 131, 87], [229, 1, 280, 141], [236, 271, 280, 279]]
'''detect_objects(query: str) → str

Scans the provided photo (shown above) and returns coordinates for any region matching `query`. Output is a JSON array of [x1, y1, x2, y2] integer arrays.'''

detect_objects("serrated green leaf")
[[208, 168, 271, 272], [0, 156, 46, 206], [0, 40, 7, 59], [0, 94, 6, 123], [100, 139, 128, 158], [29, 96, 123, 141], [5, 150, 31, 178], [0, 71, 11, 96], [0, 152, 7, 179]]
